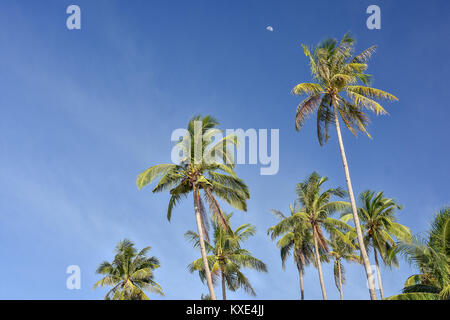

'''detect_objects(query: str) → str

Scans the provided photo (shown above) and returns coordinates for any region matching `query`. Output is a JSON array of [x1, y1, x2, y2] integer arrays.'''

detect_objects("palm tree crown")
[[350, 191, 411, 245], [93, 239, 163, 300], [329, 232, 362, 300], [342, 190, 411, 298], [388, 207, 449, 300], [137, 115, 249, 228], [293, 33, 397, 144], [186, 214, 267, 299], [293, 172, 352, 251], [267, 207, 316, 300]]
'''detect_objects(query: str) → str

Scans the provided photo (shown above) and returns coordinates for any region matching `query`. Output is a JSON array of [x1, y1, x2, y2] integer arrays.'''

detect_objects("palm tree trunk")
[[193, 187, 217, 300], [373, 247, 384, 299], [333, 105, 377, 300], [221, 268, 227, 300], [297, 267, 305, 300], [312, 226, 327, 300], [338, 261, 343, 300]]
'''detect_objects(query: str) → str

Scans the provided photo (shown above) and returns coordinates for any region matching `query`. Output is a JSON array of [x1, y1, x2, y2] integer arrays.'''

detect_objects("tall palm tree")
[[283, 172, 352, 300], [137, 115, 250, 300], [93, 239, 163, 300], [267, 208, 316, 299], [186, 214, 267, 300], [293, 34, 398, 299], [387, 207, 450, 300], [329, 232, 362, 300], [342, 190, 411, 298]]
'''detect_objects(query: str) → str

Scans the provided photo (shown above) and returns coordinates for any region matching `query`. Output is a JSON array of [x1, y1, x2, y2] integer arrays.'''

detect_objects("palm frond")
[[137, 164, 179, 190], [295, 94, 322, 130]]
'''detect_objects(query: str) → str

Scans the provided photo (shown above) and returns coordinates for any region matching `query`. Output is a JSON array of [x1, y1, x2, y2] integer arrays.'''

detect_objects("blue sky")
[[0, 0, 449, 299]]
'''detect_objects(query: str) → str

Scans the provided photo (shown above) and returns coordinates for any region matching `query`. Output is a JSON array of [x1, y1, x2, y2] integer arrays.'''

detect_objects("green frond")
[[387, 222, 412, 243], [346, 85, 398, 102], [403, 284, 441, 294], [295, 94, 322, 130], [352, 45, 377, 63], [137, 164, 178, 190], [209, 180, 248, 211], [385, 292, 441, 300], [340, 213, 354, 223], [270, 209, 288, 221], [301, 44, 319, 79], [292, 83, 324, 96], [93, 276, 119, 289], [316, 96, 333, 146], [346, 63, 368, 73], [338, 99, 372, 138], [346, 90, 388, 115]]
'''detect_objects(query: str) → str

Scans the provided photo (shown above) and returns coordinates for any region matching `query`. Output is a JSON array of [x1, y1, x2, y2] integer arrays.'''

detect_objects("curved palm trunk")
[[373, 247, 384, 299], [333, 105, 377, 300], [221, 269, 227, 300], [193, 187, 217, 300], [205, 187, 230, 231], [312, 226, 327, 300], [337, 261, 344, 300]]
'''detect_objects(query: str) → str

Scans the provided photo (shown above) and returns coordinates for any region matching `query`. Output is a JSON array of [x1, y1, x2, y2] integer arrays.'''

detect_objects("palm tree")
[[186, 214, 267, 300], [283, 172, 352, 300], [93, 239, 163, 300], [329, 232, 362, 300], [137, 115, 250, 300], [342, 190, 411, 298], [293, 33, 398, 299], [267, 208, 316, 299], [387, 207, 449, 300]]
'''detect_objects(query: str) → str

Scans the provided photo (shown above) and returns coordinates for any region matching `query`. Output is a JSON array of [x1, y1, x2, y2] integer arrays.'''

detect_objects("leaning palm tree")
[[137, 115, 250, 300], [286, 172, 352, 300], [342, 190, 411, 299], [186, 214, 267, 300], [267, 208, 316, 299], [329, 232, 362, 300], [93, 239, 163, 300], [387, 207, 450, 300], [293, 33, 398, 299]]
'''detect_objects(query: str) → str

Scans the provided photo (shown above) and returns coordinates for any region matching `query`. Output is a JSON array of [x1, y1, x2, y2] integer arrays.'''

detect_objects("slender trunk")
[[373, 247, 384, 299], [193, 187, 217, 300], [221, 268, 227, 300], [205, 187, 230, 231], [337, 260, 343, 300], [333, 105, 377, 300], [297, 266, 305, 300], [312, 226, 327, 300]]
